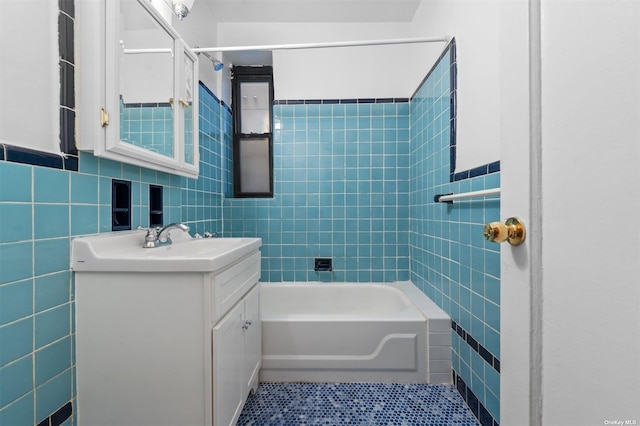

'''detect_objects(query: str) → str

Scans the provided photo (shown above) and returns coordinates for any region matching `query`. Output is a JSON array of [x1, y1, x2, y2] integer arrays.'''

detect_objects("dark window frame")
[[231, 66, 274, 198]]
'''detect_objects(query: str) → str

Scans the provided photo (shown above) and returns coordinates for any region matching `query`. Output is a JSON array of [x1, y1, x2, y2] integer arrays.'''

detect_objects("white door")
[[500, 1, 640, 424], [498, 1, 541, 424]]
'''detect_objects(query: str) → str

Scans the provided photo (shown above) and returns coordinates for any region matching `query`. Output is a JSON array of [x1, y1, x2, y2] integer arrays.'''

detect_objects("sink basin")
[[71, 230, 262, 272]]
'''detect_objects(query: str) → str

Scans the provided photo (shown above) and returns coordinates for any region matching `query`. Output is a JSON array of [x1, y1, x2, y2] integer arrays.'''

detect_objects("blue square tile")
[[0, 162, 32, 202], [34, 204, 69, 239], [35, 369, 71, 423], [0, 392, 34, 426], [70, 173, 99, 204], [0, 279, 33, 325], [35, 271, 70, 313], [0, 317, 33, 367], [33, 167, 69, 203], [35, 337, 71, 386], [0, 355, 33, 407], [35, 304, 70, 349], [0, 204, 32, 243], [34, 238, 70, 276], [70, 205, 99, 236], [0, 243, 33, 285]]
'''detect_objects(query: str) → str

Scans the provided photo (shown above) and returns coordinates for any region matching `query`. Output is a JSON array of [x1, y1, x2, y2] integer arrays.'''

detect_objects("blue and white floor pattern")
[[237, 382, 480, 425]]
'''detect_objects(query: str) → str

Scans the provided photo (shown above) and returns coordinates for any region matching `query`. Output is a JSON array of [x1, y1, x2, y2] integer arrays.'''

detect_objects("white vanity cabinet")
[[76, 0, 199, 177], [74, 244, 261, 426]]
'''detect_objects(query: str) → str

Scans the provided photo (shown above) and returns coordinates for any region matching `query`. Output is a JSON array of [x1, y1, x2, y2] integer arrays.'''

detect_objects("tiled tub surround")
[[409, 43, 501, 425], [224, 99, 411, 283], [0, 82, 226, 424]]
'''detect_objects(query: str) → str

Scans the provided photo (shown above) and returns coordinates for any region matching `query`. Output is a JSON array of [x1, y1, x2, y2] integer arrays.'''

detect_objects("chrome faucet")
[[142, 223, 190, 248]]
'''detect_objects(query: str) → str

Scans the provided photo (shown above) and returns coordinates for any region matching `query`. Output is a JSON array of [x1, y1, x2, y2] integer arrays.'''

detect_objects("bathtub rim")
[[260, 281, 428, 322]]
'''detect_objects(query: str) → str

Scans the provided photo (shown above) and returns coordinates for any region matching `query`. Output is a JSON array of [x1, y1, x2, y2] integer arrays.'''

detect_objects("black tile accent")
[[0, 144, 5, 161], [488, 160, 501, 173], [452, 320, 500, 374], [36, 419, 49, 426], [60, 108, 76, 155], [64, 155, 79, 172], [273, 98, 409, 105], [149, 184, 163, 228], [51, 402, 73, 426], [466, 389, 479, 418], [454, 371, 497, 426], [6, 145, 64, 169], [479, 344, 493, 366], [434, 193, 453, 204], [58, 13, 74, 63], [466, 334, 479, 352], [60, 61, 75, 109], [453, 170, 469, 181], [112, 180, 132, 231], [469, 164, 489, 178], [59, 0, 75, 18], [314, 257, 333, 272], [455, 373, 467, 396], [478, 402, 494, 426]]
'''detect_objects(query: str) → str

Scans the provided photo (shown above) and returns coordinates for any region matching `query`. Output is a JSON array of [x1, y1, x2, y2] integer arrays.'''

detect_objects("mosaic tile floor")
[[237, 383, 480, 425]]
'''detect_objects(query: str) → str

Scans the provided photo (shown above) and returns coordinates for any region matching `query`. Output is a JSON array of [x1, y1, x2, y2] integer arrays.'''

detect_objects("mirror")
[[119, 0, 175, 158], [182, 51, 195, 165]]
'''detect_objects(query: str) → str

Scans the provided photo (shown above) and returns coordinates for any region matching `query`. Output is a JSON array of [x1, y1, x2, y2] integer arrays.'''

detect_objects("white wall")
[[409, 0, 502, 172], [540, 0, 640, 423], [0, 0, 60, 154], [217, 22, 416, 100], [172, 2, 227, 99]]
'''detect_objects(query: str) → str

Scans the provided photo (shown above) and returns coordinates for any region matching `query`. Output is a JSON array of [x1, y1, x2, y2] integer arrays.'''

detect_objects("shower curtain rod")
[[191, 36, 450, 53], [121, 36, 449, 55]]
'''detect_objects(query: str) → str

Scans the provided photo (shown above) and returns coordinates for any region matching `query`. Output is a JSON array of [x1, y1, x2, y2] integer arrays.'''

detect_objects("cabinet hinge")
[[100, 108, 110, 127]]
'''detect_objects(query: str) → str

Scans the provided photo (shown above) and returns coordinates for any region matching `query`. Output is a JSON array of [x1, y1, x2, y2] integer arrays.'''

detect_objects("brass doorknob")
[[483, 217, 526, 246]]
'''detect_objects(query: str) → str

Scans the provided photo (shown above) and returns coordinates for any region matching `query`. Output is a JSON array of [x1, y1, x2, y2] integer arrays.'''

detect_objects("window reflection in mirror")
[[119, 0, 174, 158]]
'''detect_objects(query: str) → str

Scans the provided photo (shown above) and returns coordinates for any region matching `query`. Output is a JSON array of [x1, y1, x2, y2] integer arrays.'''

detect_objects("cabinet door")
[[243, 284, 262, 395], [212, 301, 244, 426]]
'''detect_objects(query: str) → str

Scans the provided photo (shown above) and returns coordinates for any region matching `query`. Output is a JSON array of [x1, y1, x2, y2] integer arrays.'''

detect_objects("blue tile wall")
[[223, 100, 411, 283], [0, 81, 225, 424], [409, 43, 500, 425], [179, 83, 225, 236]]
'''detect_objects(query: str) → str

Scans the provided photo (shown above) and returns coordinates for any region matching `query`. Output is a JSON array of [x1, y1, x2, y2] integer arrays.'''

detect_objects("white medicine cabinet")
[[77, 0, 199, 177]]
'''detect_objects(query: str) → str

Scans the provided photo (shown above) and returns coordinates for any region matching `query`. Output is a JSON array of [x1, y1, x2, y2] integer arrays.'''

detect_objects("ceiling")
[[199, 0, 422, 23]]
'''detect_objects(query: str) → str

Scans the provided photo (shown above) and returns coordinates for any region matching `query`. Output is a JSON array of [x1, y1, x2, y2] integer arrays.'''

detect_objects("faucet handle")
[[142, 228, 159, 248]]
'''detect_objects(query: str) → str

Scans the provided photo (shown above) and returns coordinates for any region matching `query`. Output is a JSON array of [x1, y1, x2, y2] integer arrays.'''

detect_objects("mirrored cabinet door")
[[77, 0, 199, 178], [118, 0, 175, 159], [180, 45, 198, 169]]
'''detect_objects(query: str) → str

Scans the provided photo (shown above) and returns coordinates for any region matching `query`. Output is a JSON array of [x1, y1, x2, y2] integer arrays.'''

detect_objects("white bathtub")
[[259, 281, 452, 384]]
